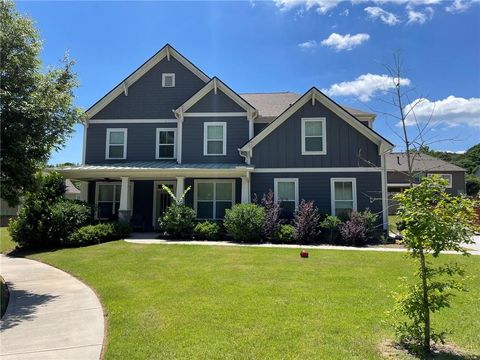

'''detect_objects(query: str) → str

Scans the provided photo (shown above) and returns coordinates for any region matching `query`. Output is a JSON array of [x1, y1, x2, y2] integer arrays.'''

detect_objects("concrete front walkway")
[[0, 255, 104, 360]]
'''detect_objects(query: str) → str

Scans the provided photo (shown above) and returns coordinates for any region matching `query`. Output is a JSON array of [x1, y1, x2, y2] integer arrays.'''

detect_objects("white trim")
[[330, 178, 357, 216], [193, 179, 236, 220], [253, 167, 381, 173], [87, 45, 209, 119], [162, 73, 175, 88], [274, 178, 299, 210], [152, 180, 177, 228], [203, 122, 227, 156], [381, 153, 388, 230], [82, 123, 87, 165], [105, 128, 127, 160], [387, 183, 413, 187], [184, 112, 247, 117], [428, 173, 453, 188], [241, 88, 393, 155], [89, 119, 177, 124], [301, 117, 327, 155], [155, 128, 177, 160]]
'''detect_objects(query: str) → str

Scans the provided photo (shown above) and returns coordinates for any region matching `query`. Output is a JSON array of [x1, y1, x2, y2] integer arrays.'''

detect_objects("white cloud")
[[320, 33, 370, 51], [445, 0, 475, 13], [404, 96, 480, 127], [340, 8, 349, 16], [407, 7, 434, 24], [274, 0, 343, 14], [364, 6, 401, 25], [322, 73, 411, 102], [298, 40, 318, 49]]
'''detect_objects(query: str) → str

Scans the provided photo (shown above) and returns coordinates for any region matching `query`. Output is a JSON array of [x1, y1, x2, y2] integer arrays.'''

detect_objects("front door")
[[153, 181, 176, 229]]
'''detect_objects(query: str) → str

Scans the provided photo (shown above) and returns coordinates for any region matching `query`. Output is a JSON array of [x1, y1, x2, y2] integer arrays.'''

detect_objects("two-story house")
[[56, 44, 393, 231]]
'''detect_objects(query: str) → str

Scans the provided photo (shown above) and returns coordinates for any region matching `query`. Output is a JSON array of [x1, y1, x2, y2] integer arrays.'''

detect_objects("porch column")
[[118, 176, 132, 223], [176, 176, 185, 204], [241, 176, 250, 204], [78, 181, 89, 202]]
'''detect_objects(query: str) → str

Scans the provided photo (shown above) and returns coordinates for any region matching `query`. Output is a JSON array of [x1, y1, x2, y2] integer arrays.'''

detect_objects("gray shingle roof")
[[240, 92, 375, 120], [386, 153, 466, 172]]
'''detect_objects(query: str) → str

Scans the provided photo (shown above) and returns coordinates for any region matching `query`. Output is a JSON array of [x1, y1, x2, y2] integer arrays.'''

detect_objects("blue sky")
[[16, 0, 480, 164]]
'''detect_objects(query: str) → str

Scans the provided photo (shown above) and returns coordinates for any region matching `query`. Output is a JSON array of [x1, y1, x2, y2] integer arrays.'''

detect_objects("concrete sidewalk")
[[0, 255, 105, 360]]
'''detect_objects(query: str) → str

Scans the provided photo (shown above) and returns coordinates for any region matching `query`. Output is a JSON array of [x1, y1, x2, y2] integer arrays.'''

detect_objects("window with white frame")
[[331, 178, 357, 217], [106, 128, 127, 159], [428, 173, 452, 188], [301, 118, 326, 155], [96, 183, 121, 219], [162, 73, 175, 87], [195, 180, 234, 219], [156, 128, 176, 159], [204, 122, 226, 156], [274, 178, 299, 217]]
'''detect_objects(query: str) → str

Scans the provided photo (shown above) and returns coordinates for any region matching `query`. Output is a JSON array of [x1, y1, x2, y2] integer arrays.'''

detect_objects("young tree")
[[0, 1, 84, 206], [392, 176, 478, 356]]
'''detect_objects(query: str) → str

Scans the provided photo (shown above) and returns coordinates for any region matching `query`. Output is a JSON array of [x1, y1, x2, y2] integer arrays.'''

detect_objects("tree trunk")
[[419, 248, 431, 355]]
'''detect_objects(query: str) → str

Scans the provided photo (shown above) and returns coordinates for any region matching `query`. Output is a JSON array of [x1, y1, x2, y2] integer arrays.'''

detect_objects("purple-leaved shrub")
[[339, 210, 377, 246], [261, 190, 283, 242], [293, 200, 321, 244]]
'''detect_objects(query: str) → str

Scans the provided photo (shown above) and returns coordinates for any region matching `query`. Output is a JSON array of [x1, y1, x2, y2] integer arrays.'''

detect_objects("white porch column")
[[78, 181, 89, 202], [176, 176, 185, 204], [177, 117, 183, 164], [118, 176, 132, 223], [241, 176, 250, 204]]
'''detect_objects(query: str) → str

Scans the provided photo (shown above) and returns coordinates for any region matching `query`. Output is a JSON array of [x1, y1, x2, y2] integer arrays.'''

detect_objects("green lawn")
[[388, 215, 400, 234], [20, 239, 479, 359], [0, 227, 16, 253]]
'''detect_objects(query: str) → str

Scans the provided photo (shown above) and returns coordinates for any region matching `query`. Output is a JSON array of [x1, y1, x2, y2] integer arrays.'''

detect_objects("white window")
[[274, 178, 299, 217], [162, 73, 175, 87], [106, 128, 127, 159], [331, 178, 357, 217], [301, 118, 326, 155], [194, 180, 235, 219], [156, 128, 176, 159], [428, 173, 452, 188], [203, 122, 226, 156], [95, 183, 121, 219]]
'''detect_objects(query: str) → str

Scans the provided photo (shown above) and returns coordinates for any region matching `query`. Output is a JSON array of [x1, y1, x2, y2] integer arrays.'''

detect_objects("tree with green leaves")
[[0, 1, 84, 206], [392, 175, 478, 357]]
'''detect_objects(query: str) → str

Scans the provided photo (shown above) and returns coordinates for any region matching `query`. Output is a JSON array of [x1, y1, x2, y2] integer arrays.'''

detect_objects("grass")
[[21, 239, 479, 360], [0, 227, 16, 254], [388, 215, 400, 234]]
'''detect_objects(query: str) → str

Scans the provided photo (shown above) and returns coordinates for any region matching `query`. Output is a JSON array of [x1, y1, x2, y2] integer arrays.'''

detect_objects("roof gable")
[[241, 87, 393, 155], [87, 44, 210, 119]]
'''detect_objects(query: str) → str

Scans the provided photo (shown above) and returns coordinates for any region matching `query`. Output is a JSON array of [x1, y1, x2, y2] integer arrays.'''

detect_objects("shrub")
[[273, 224, 295, 244], [67, 222, 131, 247], [194, 221, 221, 241], [224, 203, 265, 242], [320, 215, 342, 244], [48, 200, 94, 245], [260, 190, 282, 241], [293, 200, 321, 244], [159, 204, 196, 239], [339, 210, 378, 246]]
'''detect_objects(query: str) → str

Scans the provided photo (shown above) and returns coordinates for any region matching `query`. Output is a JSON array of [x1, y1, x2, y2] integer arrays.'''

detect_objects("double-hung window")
[[156, 128, 176, 159], [96, 183, 121, 219], [274, 178, 299, 218], [428, 173, 452, 188], [204, 122, 226, 156], [195, 180, 235, 219], [106, 128, 127, 159], [301, 118, 326, 155], [331, 178, 357, 217]]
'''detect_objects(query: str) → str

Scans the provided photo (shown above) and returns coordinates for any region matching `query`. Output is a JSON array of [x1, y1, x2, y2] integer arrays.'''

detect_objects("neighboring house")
[[386, 152, 466, 214], [55, 44, 393, 231], [64, 179, 82, 200]]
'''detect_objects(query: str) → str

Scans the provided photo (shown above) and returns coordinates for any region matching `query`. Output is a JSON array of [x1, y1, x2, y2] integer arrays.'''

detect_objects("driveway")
[[0, 255, 104, 360]]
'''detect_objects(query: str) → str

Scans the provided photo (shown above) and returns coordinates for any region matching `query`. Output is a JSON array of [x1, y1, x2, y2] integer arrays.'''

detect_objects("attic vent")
[[162, 73, 175, 88]]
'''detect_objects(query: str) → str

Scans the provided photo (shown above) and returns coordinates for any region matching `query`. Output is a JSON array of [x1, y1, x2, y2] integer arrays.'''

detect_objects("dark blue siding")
[[188, 90, 244, 113], [254, 123, 268, 136]]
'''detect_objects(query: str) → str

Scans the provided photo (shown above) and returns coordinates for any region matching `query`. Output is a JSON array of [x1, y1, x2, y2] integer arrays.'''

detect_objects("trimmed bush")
[[224, 203, 265, 242], [194, 221, 221, 241], [293, 200, 321, 244], [260, 190, 282, 241], [67, 222, 131, 247], [159, 204, 196, 239], [48, 200, 94, 245], [273, 224, 295, 244], [320, 215, 342, 244], [339, 210, 378, 246]]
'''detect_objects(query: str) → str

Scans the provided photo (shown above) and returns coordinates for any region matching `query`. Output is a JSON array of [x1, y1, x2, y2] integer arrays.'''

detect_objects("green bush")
[[159, 204, 196, 239], [67, 222, 131, 247], [48, 200, 94, 245], [224, 203, 265, 242], [273, 224, 295, 244], [194, 221, 221, 241], [320, 215, 342, 244]]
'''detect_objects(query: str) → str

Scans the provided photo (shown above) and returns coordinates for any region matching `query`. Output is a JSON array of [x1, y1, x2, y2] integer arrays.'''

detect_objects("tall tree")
[[0, 1, 83, 206]]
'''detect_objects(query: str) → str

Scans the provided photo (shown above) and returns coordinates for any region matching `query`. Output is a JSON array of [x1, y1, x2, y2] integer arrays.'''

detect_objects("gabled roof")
[[240, 87, 393, 154], [86, 44, 210, 119], [240, 92, 376, 121], [175, 77, 257, 115], [386, 153, 466, 172]]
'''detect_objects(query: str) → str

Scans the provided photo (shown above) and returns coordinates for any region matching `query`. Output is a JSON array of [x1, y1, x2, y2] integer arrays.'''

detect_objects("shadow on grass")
[[380, 340, 480, 360]]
